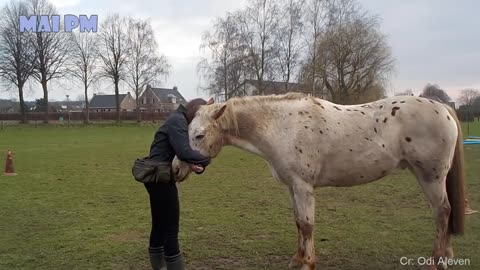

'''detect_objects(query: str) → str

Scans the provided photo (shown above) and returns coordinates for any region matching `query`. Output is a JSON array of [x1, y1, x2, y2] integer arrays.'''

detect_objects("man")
[[145, 98, 211, 270]]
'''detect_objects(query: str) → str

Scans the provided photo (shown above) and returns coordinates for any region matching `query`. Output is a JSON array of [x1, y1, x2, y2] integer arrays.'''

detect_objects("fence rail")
[[0, 111, 170, 122]]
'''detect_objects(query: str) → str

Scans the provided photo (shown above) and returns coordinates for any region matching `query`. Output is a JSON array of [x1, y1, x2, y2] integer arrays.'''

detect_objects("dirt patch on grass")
[[105, 230, 145, 243], [187, 255, 291, 270]]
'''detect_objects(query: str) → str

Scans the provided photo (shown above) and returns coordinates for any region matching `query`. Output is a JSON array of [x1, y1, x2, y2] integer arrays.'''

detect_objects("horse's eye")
[[195, 134, 205, 140]]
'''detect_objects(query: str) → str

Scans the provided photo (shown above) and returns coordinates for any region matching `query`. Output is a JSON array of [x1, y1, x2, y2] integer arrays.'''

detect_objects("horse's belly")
[[315, 171, 384, 187], [314, 154, 398, 187]]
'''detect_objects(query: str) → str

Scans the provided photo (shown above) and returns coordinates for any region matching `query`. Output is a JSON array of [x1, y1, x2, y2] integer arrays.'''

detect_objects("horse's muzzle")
[[172, 156, 192, 182]]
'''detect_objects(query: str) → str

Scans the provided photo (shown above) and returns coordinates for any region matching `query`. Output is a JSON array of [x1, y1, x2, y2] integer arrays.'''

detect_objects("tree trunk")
[[136, 95, 141, 123], [18, 83, 27, 124], [312, 54, 316, 97], [258, 80, 264, 95], [114, 78, 121, 122], [84, 83, 89, 124], [42, 80, 49, 124], [312, 79, 316, 98], [285, 70, 290, 93]]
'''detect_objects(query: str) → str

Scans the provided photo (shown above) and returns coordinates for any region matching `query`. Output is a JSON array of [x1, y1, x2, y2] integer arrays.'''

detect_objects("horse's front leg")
[[288, 187, 304, 268], [289, 180, 316, 270]]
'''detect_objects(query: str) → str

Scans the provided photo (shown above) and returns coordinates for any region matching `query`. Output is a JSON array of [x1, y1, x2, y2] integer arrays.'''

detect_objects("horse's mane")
[[227, 92, 306, 105], [215, 93, 308, 134]]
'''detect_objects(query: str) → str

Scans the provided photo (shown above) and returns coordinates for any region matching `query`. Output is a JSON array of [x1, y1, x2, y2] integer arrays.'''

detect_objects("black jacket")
[[149, 105, 211, 167]]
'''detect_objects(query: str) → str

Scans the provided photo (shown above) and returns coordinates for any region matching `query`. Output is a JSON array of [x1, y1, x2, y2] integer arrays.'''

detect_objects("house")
[[0, 99, 16, 113], [139, 85, 186, 112], [51, 101, 85, 112], [244, 79, 310, 96], [89, 92, 136, 112]]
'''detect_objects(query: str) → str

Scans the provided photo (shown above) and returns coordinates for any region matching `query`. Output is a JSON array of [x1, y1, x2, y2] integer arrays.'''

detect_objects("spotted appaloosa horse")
[[172, 93, 466, 270]]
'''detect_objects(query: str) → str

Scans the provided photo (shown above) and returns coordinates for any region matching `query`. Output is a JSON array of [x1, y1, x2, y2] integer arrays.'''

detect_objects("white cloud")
[[49, 0, 82, 8]]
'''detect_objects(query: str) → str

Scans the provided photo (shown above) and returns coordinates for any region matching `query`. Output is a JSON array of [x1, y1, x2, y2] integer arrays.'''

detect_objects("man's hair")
[[185, 98, 207, 123]]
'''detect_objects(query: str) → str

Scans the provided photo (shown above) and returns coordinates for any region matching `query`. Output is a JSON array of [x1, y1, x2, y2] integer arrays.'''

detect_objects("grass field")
[[0, 123, 479, 270]]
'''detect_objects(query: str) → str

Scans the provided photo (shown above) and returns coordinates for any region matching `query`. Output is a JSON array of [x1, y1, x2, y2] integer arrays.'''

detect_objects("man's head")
[[184, 98, 208, 124]]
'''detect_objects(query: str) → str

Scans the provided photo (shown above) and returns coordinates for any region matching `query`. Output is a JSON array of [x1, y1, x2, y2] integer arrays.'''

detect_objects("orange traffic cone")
[[4, 149, 17, 176]]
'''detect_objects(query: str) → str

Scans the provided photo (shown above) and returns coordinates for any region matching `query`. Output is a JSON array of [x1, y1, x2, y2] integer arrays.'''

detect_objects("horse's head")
[[172, 99, 228, 182]]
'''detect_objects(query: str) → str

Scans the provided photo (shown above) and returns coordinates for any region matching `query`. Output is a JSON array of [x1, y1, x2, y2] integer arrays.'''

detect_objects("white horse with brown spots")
[[172, 93, 466, 270]]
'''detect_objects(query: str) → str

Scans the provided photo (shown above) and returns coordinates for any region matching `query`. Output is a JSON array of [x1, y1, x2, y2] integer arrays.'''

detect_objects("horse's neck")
[[223, 103, 274, 159]]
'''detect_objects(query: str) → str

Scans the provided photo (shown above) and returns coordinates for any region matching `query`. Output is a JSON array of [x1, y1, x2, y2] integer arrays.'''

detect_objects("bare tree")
[[69, 31, 99, 123], [99, 14, 129, 122], [458, 89, 479, 106], [310, 0, 394, 104], [276, 0, 305, 92], [199, 13, 247, 100], [303, 0, 327, 97], [28, 0, 70, 123], [458, 88, 479, 122], [237, 0, 280, 94], [419, 83, 451, 103], [0, 0, 35, 123], [125, 18, 170, 122]]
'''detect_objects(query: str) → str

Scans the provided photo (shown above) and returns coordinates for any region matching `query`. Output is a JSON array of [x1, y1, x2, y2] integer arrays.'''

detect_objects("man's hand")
[[190, 164, 205, 174]]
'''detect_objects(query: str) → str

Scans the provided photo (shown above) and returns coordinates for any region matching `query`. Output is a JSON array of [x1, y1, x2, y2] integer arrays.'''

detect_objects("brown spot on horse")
[[312, 100, 323, 108], [299, 220, 313, 239], [391, 107, 400, 116]]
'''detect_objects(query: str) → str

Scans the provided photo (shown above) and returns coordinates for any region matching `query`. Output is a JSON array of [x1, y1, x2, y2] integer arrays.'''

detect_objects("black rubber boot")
[[165, 253, 185, 270], [149, 247, 166, 270]]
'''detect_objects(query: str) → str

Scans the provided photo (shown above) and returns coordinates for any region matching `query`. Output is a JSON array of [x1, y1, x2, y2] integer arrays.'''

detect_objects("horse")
[[172, 93, 466, 270]]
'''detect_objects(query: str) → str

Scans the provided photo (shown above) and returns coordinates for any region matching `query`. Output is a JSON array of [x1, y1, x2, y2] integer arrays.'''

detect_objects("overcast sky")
[[0, 0, 479, 102]]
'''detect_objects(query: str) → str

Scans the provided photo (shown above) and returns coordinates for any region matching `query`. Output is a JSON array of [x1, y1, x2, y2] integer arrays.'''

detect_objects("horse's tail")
[[445, 105, 466, 236]]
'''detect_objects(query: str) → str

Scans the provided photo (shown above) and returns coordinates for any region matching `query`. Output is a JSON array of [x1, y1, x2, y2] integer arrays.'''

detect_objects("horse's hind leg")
[[414, 166, 451, 270], [288, 180, 316, 270]]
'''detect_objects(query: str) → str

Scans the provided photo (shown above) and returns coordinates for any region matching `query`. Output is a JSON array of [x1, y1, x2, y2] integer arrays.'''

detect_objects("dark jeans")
[[144, 181, 180, 257]]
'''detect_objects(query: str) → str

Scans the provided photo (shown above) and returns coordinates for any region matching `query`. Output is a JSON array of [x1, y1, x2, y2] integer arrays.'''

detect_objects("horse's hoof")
[[445, 247, 454, 259], [288, 258, 302, 268], [438, 262, 448, 270], [300, 264, 316, 270]]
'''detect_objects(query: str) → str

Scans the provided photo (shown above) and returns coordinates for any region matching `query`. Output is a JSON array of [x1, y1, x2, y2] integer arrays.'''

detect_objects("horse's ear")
[[207, 97, 215, 105], [212, 105, 227, 120]]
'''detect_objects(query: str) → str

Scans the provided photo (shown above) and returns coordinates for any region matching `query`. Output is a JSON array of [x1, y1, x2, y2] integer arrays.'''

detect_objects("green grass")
[[0, 124, 479, 270], [463, 121, 480, 138]]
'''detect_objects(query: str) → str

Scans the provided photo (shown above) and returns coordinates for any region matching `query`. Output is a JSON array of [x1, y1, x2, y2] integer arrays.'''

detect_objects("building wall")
[[90, 108, 114, 112], [120, 94, 137, 111], [139, 88, 181, 112]]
